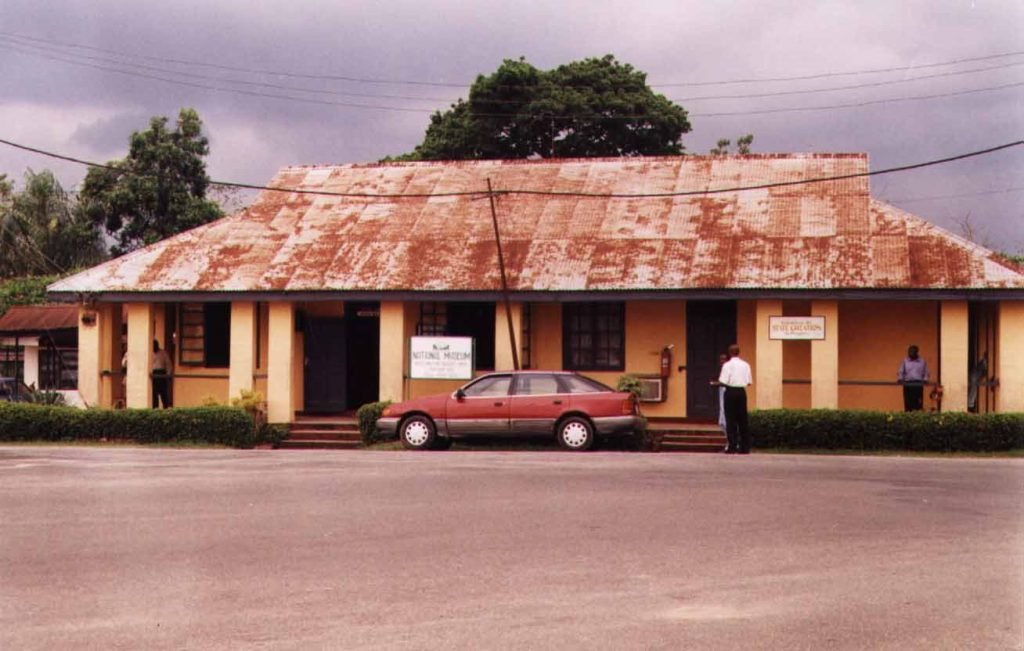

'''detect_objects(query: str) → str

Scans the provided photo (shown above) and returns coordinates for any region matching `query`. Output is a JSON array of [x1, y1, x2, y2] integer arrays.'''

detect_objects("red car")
[[377, 370, 642, 451]]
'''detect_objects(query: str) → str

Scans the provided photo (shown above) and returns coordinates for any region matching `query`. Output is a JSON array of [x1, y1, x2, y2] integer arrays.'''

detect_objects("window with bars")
[[0, 345, 23, 380], [178, 303, 231, 368], [39, 347, 77, 390], [417, 302, 448, 336], [562, 303, 625, 371], [418, 302, 496, 370]]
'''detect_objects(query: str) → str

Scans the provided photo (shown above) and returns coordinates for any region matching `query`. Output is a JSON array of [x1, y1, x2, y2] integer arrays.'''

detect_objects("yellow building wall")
[[530, 303, 562, 370], [736, 301, 758, 409], [837, 301, 939, 411], [172, 377, 229, 405], [583, 301, 686, 418], [781, 301, 812, 409]]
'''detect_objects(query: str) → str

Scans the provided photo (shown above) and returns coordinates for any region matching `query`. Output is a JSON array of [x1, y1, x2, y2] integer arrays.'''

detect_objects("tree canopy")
[[0, 170, 104, 278], [399, 55, 692, 160], [78, 108, 223, 255]]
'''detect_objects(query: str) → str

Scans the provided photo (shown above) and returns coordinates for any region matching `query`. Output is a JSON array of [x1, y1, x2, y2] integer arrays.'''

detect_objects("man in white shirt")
[[718, 344, 752, 454]]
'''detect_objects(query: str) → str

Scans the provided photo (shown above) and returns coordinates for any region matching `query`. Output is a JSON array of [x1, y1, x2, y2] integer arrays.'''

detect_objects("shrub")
[[0, 403, 257, 448], [229, 390, 283, 445], [750, 409, 1024, 453], [356, 401, 393, 446], [26, 390, 67, 406], [616, 374, 644, 399]]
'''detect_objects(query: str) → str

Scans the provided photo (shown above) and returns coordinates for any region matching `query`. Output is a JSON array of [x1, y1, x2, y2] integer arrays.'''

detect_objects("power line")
[[885, 186, 1024, 203], [0, 37, 453, 105], [5, 32, 1022, 109], [3, 40, 1022, 121], [674, 61, 1024, 102], [10, 34, 1019, 109], [0, 135, 1020, 200], [691, 81, 1024, 117], [3, 28, 1023, 89], [0, 43, 431, 114]]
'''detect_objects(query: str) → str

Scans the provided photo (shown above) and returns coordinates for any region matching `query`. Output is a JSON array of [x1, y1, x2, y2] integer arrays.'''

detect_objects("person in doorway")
[[718, 344, 753, 454], [897, 345, 929, 412], [709, 353, 729, 452], [152, 339, 172, 408]]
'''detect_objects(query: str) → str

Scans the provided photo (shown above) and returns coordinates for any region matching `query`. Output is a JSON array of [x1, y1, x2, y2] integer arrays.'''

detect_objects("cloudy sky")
[[1, 0, 1021, 251]]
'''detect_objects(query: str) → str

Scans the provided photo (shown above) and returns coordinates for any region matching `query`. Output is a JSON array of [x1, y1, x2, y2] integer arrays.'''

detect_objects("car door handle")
[[494, 401, 504, 406], [553, 400, 563, 405]]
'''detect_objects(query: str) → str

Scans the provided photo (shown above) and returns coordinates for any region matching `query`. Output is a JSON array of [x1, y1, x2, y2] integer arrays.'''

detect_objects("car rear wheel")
[[556, 416, 594, 451], [400, 415, 436, 450]]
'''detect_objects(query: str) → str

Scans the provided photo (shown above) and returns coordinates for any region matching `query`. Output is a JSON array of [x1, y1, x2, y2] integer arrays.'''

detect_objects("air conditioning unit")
[[636, 376, 665, 403]]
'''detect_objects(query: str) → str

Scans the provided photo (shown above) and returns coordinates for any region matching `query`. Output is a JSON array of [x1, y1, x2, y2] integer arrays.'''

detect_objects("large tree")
[[400, 55, 692, 160], [78, 108, 223, 255], [0, 169, 104, 277]]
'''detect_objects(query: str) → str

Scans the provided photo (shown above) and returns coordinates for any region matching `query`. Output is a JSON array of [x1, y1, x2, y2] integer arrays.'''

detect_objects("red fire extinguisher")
[[660, 345, 673, 378]]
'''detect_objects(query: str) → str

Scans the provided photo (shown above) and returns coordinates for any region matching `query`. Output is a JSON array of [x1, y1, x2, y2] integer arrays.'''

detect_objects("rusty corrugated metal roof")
[[49, 155, 1024, 294], [0, 304, 79, 334]]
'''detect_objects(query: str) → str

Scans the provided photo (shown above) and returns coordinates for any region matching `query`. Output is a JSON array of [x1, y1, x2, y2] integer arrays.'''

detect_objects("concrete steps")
[[648, 422, 726, 453], [280, 416, 361, 450]]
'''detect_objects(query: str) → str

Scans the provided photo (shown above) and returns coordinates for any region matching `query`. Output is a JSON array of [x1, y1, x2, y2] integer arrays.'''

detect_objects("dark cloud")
[[0, 0, 1021, 250]]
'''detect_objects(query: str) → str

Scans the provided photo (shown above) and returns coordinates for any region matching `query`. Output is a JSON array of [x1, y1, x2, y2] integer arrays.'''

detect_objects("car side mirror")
[[455, 388, 466, 400]]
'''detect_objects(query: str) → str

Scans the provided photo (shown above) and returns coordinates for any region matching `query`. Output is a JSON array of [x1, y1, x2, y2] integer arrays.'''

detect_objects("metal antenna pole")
[[487, 178, 520, 371]]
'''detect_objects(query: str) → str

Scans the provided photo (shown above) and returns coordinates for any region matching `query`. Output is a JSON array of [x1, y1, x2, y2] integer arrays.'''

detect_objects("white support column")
[[22, 340, 40, 389], [379, 302, 408, 403], [266, 302, 295, 423], [755, 300, 783, 409], [997, 301, 1024, 413], [940, 301, 969, 412], [810, 300, 839, 409], [125, 303, 154, 409], [495, 302, 524, 371], [228, 302, 257, 401]]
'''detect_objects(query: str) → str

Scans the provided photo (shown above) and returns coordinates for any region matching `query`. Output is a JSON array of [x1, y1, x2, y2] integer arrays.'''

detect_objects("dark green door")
[[686, 301, 737, 420]]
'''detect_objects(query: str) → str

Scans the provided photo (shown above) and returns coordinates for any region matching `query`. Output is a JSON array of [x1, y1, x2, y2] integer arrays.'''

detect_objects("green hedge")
[[0, 404, 258, 448], [751, 409, 1024, 452], [356, 401, 393, 446]]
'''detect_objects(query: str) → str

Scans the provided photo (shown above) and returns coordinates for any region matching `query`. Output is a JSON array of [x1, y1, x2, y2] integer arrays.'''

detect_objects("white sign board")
[[409, 336, 474, 380], [769, 316, 827, 340]]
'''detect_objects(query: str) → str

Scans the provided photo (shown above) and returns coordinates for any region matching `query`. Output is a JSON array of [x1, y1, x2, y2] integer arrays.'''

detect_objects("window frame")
[[178, 302, 231, 368], [562, 302, 626, 372]]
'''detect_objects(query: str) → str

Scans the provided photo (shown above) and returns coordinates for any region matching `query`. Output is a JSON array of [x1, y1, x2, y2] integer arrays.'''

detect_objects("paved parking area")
[[0, 447, 1021, 650]]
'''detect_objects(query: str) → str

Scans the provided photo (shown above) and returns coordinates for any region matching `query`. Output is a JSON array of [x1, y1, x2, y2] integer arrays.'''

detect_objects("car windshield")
[[462, 375, 512, 397]]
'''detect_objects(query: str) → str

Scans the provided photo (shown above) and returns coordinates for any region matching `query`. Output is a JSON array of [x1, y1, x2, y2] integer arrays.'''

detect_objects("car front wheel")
[[556, 416, 594, 451], [400, 415, 437, 450]]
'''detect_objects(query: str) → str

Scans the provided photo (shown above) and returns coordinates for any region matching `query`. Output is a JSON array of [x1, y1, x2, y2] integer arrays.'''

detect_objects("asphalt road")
[[0, 447, 1021, 650]]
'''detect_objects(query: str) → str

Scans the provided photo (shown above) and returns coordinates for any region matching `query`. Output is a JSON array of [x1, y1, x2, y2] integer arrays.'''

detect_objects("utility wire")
[[2, 40, 1022, 120], [0, 136, 1020, 200], [673, 61, 1024, 102], [0, 37, 451, 104], [6, 33, 1021, 108], [3, 28, 1023, 89], [884, 186, 1024, 203]]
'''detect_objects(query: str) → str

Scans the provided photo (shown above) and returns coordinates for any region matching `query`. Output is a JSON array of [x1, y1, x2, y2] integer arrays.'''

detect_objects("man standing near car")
[[718, 344, 752, 454]]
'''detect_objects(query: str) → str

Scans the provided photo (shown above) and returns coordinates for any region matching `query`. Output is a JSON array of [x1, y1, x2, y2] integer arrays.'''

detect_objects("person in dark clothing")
[[897, 345, 929, 412], [718, 344, 753, 454], [151, 339, 172, 409]]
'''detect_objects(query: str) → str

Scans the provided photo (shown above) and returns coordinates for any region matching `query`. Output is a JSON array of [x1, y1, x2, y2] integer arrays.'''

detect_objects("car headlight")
[[381, 406, 395, 417]]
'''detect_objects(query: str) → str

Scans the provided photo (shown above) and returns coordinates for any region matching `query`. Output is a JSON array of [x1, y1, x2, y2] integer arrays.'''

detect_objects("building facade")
[[49, 155, 1024, 421]]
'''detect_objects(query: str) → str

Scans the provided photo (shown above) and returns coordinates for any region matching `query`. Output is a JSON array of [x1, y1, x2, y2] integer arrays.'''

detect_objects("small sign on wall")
[[409, 336, 474, 379], [769, 316, 826, 340]]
